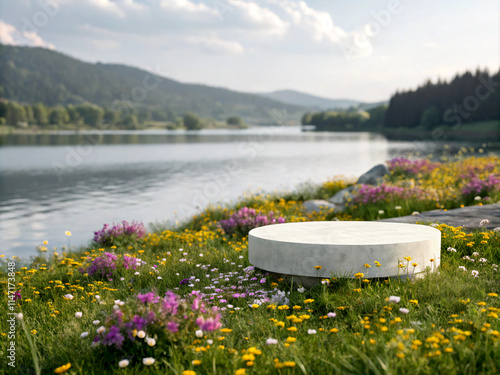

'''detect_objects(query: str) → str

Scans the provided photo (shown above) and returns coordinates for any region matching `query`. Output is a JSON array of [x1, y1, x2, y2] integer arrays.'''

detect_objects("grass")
[[1, 155, 500, 374]]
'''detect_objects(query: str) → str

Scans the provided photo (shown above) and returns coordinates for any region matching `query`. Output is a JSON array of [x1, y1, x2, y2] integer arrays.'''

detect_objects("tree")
[[420, 105, 441, 130], [103, 108, 118, 126], [49, 106, 70, 125], [32, 103, 49, 125], [24, 105, 35, 124], [183, 112, 202, 130], [66, 105, 83, 125], [5, 102, 26, 125], [122, 114, 138, 129], [301, 112, 313, 125], [226, 116, 246, 128], [76, 104, 104, 127]]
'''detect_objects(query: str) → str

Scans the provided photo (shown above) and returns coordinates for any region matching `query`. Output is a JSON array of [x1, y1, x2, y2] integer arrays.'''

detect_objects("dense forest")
[[384, 69, 500, 129], [302, 69, 500, 134], [0, 44, 306, 125]]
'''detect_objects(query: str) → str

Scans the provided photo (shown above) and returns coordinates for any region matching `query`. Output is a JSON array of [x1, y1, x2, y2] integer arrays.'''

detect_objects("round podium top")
[[248, 221, 441, 280], [249, 221, 440, 246]]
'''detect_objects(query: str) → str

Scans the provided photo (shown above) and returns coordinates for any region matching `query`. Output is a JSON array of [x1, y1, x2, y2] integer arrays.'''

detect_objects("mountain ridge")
[[0, 44, 307, 124]]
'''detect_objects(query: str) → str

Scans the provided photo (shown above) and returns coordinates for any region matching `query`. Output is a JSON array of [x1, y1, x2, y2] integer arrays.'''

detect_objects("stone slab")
[[380, 204, 500, 230], [249, 221, 441, 280]]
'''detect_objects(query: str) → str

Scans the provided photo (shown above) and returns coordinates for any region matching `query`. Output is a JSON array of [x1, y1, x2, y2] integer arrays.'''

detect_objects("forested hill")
[[384, 69, 500, 129], [0, 44, 306, 124]]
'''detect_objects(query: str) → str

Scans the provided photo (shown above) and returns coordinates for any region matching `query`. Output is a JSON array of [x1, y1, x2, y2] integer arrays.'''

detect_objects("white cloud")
[[268, 0, 347, 43], [184, 35, 244, 54], [227, 0, 289, 36], [0, 20, 55, 49]]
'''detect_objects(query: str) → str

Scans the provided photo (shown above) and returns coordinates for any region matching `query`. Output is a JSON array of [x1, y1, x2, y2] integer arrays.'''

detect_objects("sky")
[[0, 0, 498, 102]]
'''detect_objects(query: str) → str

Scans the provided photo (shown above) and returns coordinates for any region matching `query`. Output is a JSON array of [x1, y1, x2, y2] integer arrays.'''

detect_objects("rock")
[[356, 164, 389, 185], [303, 200, 336, 213], [327, 186, 356, 211], [380, 203, 500, 230]]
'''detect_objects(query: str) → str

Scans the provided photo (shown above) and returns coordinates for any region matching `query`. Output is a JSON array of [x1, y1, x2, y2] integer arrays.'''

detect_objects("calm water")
[[0, 127, 438, 258]]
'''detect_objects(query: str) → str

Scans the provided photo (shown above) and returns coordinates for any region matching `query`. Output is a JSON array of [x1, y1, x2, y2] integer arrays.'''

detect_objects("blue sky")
[[0, 0, 498, 101]]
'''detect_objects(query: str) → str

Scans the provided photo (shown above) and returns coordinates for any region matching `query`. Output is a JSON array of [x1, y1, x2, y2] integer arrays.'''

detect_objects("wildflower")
[[286, 337, 296, 343], [314, 266, 322, 270], [471, 270, 479, 277], [303, 299, 314, 304], [480, 219, 490, 226], [143, 358, 155, 366], [75, 312, 82, 318], [364, 263, 371, 268], [118, 359, 130, 368], [327, 312, 336, 318], [221, 328, 233, 333], [97, 326, 106, 334], [242, 354, 255, 361], [308, 329, 317, 334], [54, 363, 71, 374], [92, 320, 100, 325], [387, 296, 401, 303], [192, 360, 202, 365], [297, 287, 305, 293], [330, 328, 339, 333], [65, 231, 71, 236], [284, 361, 296, 367], [395, 206, 402, 210], [266, 338, 278, 345], [409, 300, 418, 305], [399, 308, 410, 314], [195, 330, 203, 338], [287, 327, 297, 332], [459, 266, 466, 272], [354, 272, 364, 279], [488, 293, 498, 297], [412, 211, 420, 215], [137, 330, 146, 339], [183, 371, 196, 375], [378, 210, 384, 215], [146, 338, 156, 346], [63, 294, 74, 300], [137, 292, 160, 304]]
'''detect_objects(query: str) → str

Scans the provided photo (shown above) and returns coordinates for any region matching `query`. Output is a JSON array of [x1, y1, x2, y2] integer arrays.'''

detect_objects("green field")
[[1, 155, 500, 374]]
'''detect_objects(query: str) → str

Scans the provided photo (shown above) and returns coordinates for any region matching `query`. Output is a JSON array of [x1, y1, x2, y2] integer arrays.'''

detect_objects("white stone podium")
[[249, 221, 441, 285]]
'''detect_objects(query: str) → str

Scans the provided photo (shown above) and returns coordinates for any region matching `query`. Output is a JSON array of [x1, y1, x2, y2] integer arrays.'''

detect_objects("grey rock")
[[380, 204, 500, 230], [356, 164, 389, 185], [303, 200, 336, 213], [327, 186, 356, 211]]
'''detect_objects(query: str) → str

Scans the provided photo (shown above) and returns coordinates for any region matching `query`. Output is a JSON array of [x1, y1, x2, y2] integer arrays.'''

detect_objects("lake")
[[0, 127, 442, 259]]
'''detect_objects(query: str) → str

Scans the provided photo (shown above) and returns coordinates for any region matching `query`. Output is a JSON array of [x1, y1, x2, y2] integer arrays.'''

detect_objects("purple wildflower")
[[219, 207, 285, 236], [101, 325, 125, 348], [137, 292, 160, 304], [166, 321, 179, 333], [93, 220, 146, 246]]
